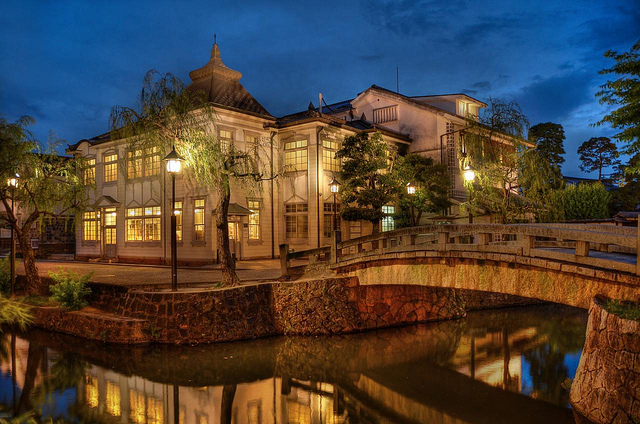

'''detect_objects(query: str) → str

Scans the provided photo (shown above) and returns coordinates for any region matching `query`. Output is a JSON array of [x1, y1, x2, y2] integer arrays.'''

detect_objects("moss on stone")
[[603, 298, 640, 321]]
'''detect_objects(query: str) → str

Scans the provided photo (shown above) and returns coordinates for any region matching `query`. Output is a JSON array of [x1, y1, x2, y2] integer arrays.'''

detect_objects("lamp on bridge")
[[6, 174, 18, 296], [406, 182, 416, 226], [164, 146, 183, 292], [463, 163, 476, 224], [329, 177, 340, 233]]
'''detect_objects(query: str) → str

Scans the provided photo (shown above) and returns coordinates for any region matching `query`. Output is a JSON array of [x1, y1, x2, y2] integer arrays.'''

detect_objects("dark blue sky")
[[1, 0, 638, 177]]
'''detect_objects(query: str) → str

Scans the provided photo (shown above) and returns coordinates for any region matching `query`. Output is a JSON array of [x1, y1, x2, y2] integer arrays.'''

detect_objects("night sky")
[[1, 0, 638, 177]]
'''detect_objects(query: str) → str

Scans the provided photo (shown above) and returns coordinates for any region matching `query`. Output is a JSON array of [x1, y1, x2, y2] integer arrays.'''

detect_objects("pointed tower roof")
[[186, 36, 272, 118]]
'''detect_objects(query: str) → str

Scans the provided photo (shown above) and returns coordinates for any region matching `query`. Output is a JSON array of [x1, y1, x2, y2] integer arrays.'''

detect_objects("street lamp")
[[329, 177, 340, 234], [163, 146, 183, 292], [463, 164, 476, 224], [6, 174, 18, 296], [406, 182, 416, 226]]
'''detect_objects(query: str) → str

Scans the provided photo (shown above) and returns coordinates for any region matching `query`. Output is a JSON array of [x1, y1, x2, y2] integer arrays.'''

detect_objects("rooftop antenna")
[[396, 66, 399, 93]]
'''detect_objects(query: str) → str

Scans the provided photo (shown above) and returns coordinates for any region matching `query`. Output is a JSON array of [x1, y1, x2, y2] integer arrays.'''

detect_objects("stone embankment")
[[29, 276, 536, 344], [570, 296, 640, 424]]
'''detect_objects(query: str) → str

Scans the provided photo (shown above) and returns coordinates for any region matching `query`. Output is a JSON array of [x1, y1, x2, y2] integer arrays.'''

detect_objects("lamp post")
[[329, 177, 340, 234], [406, 182, 416, 227], [463, 164, 476, 224], [6, 174, 18, 296], [163, 147, 183, 292]]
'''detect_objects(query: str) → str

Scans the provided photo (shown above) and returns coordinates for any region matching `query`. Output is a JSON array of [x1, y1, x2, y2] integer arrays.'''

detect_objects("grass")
[[602, 298, 640, 321]]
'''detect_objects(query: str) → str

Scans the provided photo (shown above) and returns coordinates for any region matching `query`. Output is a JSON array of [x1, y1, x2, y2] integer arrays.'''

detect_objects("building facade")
[[69, 41, 486, 264]]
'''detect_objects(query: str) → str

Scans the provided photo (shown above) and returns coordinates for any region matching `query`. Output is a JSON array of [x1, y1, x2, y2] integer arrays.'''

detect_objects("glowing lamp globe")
[[329, 177, 341, 193], [406, 182, 416, 195], [463, 165, 476, 182], [163, 146, 184, 174], [6, 174, 19, 188]]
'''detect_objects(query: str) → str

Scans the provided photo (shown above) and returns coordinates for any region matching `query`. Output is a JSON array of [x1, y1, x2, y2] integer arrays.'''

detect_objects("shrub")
[[0, 295, 32, 330], [48, 267, 93, 310], [603, 298, 640, 321], [0, 257, 12, 294]]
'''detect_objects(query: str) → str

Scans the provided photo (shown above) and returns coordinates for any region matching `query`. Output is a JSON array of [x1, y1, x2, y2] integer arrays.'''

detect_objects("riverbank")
[[28, 276, 540, 344]]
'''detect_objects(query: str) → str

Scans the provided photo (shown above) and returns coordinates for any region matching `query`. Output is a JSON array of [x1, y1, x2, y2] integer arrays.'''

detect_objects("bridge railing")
[[280, 223, 640, 276]]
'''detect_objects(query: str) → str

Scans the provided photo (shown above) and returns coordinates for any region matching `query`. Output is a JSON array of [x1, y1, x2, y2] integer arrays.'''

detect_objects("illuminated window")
[[284, 140, 308, 171], [105, 381, 121, 417], [194, 199, 205, 241], [323, 203, 340, 238], [248, 200, 261, 240], [285, 203, 308, 239], [144, 206, 161, 241], [219, 129, 233, 151], [83, 211, 100, 241], [373, 105, 397, 123], [104, 153, 118, 182], [174, 201, 183, 241], [105, 208, 117, 244], [382, 205, 395, 232], [144, 146, 161, 177], [322, 139, 341, 172], [129, 390, 145, 424], [85, 375, 99, 408], [126, 206, 161, 241], [84, 158, 96, 185], [127, 149, 142, 179], [247, 400, 262, 424], [104, 207, 116, 226]]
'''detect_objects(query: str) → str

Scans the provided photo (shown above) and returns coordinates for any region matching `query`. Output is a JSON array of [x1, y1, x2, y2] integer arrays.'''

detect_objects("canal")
[[0, 303, 587, 423]]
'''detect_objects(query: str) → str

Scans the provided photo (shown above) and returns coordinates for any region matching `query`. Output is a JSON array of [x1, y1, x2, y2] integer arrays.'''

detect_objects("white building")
[[69, 41, 486, 264]]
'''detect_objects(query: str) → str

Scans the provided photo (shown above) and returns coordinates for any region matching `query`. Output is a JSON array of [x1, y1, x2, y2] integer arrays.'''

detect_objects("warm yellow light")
[[329, 177, 340, 193], [6, 174, 19, 188], [165, 159, 182, 174], [463, 165, 476, 182], [406, 182, 416, 195]]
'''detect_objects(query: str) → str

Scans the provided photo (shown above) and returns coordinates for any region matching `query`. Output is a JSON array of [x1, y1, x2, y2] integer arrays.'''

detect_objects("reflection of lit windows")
[[147, 396, 164, 424], [382, 205, 395, 232], [196, 413, 209, 424], [105, 381, 121, 416], [129, 390, 145, 424], [322, 139, 340, 172], [174, 201, 183, 241], [84, 158, 96, 185], [194, 199, 205, 241], [248, 200, 261, 240], [288, 400, 311, 424], [104, 153, 118, 182], [85, 375, 99, 408], [285, 140, 308, 171], [285, 204, 308, 239], [247, 400, 262, 424]]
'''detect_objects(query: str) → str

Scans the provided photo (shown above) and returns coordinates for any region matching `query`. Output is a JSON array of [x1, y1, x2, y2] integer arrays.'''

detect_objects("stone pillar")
[[570, 296, 640, 424], [279, 244, 289, 276]]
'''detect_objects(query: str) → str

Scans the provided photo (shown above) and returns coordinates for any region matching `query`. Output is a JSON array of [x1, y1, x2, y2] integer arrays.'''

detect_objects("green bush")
[[0, 257, 12, 294], [0, 295, 32, 330], [48, 267, 93, 310]]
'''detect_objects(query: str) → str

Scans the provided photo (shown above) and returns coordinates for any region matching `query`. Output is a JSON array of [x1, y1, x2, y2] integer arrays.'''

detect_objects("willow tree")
[[461, 99, 531, 223], [0, 116, 86, 294], [110, 71, 274, 286]]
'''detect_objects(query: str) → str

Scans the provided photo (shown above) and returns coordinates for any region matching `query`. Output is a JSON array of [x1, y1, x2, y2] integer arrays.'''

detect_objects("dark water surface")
[[0, 304, 587, 423]]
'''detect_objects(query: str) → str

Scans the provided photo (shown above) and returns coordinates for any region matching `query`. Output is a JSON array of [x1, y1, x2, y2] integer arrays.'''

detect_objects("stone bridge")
[[281, 223, 640, 309]]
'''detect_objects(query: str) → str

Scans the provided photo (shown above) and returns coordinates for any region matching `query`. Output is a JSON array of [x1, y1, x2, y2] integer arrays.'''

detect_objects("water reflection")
[[0, 304, 586, 423]]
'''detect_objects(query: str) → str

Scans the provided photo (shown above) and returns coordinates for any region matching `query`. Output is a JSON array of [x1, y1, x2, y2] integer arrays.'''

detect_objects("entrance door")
[[104, 208, 117, 259], [228, 221, 241, 259]]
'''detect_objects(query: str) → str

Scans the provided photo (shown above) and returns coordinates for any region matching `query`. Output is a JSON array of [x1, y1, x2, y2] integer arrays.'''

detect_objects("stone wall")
[[81, 278, 466, 344], [570, 297, 640, 424]]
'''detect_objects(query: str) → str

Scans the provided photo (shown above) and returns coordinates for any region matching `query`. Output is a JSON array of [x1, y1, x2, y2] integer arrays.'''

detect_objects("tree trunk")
[[215, 180, 239, 287], [17, 340, 45, 414], [220, 384, 237, 424], [16, 230, 43, 295]]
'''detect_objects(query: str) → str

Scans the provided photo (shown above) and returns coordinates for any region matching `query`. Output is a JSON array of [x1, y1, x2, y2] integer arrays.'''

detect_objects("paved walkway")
[[18, 259, 293, 287]]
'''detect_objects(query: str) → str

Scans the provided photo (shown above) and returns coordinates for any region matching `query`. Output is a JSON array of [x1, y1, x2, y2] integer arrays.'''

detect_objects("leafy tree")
[[577, 137, 620, 180], [395, 154, 450, 226], [552, 182, 611, 221], [462, 99, 531, 223], [594, 40, 640, 154], [110, 71, 275, 286], [0, 116, 87, 295], [336, 131, 400, 233], [609, 153, 640, 213], [528, 122, 565, 188], [518, 148, 565, 222]]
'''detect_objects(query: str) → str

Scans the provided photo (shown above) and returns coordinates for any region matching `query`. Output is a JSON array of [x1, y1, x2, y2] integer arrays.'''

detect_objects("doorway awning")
[[212, 203, 253, 216], [95, 195, 120, 208]]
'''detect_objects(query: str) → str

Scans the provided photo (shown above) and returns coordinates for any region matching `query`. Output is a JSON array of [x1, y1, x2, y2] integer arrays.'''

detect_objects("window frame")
[[84, 157, 96, 185], [323, 202, 340, 238], [193, 198, 206, 242], [82, 210, 100, 243], [381, 205, 395, 232], [284, 139, 308, 172], [322, 138, 341, 172], [125, 205, 161, 242], [284, 203, 308, 240], [247, 199, 262, 242], [103, 151, 118, 183]]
